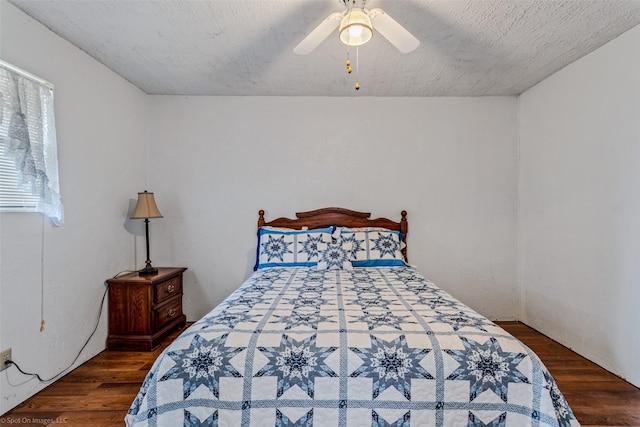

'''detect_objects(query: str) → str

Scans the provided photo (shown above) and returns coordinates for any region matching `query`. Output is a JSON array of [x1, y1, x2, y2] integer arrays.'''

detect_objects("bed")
[[126, 207, 579, 427]]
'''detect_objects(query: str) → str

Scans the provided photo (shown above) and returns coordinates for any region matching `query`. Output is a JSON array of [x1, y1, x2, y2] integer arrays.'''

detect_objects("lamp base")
[[138, 261, 158, 275]]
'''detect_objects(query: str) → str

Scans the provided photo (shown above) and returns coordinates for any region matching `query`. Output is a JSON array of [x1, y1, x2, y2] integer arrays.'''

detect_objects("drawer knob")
[[167, 308, 177, 318], [166, 284, 176, 293]]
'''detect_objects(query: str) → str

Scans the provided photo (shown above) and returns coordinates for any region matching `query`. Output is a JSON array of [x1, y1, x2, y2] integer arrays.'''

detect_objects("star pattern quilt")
[[126, 267, 580, 427]]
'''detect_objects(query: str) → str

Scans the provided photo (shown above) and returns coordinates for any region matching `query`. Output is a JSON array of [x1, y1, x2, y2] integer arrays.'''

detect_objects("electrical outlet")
[[0, 348, 11, 372]]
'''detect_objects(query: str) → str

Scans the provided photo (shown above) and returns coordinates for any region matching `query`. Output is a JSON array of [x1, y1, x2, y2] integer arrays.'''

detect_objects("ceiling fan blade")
[[369, 8, 420, 53], [294, 12, 343, 55]]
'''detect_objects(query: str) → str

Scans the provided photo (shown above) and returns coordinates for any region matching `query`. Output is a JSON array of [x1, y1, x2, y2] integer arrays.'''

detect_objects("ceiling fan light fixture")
[[339, 9, 373, 47]]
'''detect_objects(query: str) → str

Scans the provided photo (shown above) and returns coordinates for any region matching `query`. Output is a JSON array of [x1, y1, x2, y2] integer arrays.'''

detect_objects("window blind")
[[0, 113, 39, 210]]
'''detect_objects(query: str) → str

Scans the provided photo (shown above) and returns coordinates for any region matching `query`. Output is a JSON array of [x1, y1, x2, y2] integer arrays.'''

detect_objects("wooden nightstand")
[[106, 267, 187, 351]]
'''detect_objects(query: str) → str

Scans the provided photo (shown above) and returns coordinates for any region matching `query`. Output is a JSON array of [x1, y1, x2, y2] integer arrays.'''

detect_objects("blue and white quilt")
[[126, 267, 580, 427]]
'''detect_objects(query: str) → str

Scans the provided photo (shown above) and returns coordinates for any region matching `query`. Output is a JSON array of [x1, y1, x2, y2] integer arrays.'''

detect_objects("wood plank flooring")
[[2, 321, 639, 426], [499, 321, 640, 427]]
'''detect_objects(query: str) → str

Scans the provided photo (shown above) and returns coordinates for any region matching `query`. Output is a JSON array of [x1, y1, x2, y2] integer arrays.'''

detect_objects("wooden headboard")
[[258, 207, 408, 262]]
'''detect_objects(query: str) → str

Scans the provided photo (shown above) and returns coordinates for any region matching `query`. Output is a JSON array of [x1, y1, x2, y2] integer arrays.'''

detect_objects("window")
[[0, 60, 63, 225]]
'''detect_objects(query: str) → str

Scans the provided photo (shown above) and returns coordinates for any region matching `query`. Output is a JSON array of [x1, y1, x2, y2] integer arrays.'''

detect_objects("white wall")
[[518, 25, 640, 386], [0, 3, 149, 413], [149, 96, 519, 322]]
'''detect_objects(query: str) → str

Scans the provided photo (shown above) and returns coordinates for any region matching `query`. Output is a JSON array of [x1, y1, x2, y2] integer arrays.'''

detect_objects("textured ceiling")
[[9, 0, 640, 96]]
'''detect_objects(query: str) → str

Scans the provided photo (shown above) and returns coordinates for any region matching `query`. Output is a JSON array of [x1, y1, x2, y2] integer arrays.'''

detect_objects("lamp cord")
[[4, 270, 132, 383]]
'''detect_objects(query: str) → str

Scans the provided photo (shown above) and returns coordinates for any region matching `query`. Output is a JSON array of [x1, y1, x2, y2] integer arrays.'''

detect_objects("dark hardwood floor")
[[499, 321, 640, 427], [0, 326, 186, 427], [2, 321, 639, 426]]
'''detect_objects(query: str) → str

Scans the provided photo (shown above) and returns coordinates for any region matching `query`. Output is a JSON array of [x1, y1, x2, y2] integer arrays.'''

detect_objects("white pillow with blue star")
[[339, 229, 406, 267], [317, 241, 353, 270], [255, 227, 333, 269]]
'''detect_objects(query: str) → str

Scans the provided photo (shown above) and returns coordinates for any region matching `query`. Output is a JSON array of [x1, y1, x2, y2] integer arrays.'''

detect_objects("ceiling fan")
[[294, 0, 420, 55]]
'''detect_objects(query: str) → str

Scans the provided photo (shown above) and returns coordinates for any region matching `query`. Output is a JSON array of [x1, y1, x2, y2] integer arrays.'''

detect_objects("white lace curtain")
[[0, 61, 63, 225]]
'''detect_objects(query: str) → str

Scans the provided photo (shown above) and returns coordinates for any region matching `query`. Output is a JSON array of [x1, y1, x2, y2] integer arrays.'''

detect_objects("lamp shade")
[[130, 191, 163, 219], [339, 8, 373, 47]]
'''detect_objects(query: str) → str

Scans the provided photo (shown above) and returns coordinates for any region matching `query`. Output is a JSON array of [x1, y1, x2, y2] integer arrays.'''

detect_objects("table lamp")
[[130, 191, 163, 274]]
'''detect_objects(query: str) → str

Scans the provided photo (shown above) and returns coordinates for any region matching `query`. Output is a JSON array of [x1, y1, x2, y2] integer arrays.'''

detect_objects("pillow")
[[339, 229, 406, 267], [332, 226, 389, 241], [262, 225, 309, 231], [255, 226, 334, 270], [316, 241, 354, 270]]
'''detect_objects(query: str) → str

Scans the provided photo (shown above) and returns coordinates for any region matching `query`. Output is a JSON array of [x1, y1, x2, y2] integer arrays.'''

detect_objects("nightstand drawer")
[[155, 297, 183, 330], [154, 275, 182, 303]]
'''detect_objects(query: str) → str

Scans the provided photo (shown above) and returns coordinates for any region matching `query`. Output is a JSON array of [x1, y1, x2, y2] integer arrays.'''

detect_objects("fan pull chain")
[[355, 47, 360, 90], [345, 47, 360, 90]]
